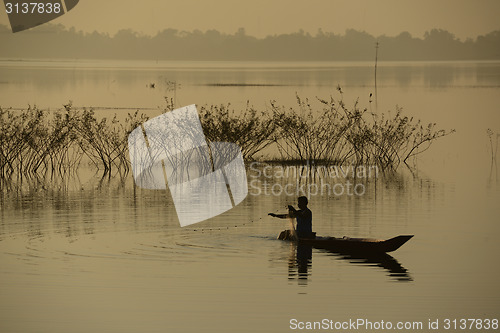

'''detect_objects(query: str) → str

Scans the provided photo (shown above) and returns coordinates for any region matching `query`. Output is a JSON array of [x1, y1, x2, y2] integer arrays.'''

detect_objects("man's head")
[[297, 196, 308, 209]]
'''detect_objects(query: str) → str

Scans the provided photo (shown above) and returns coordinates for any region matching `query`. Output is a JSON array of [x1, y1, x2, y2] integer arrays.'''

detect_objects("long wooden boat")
[[278, 230, 413, 253]]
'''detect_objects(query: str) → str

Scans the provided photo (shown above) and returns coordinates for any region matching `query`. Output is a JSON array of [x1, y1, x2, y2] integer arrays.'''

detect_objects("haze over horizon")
[[1, 0, 499, 40]]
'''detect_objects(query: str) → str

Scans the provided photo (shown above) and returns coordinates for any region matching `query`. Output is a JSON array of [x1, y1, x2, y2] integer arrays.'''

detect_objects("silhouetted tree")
[[0, 24, 498, 60]]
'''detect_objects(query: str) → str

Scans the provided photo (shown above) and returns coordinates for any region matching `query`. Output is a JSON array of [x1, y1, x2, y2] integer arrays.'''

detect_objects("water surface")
[[1, 60, 499, 333]]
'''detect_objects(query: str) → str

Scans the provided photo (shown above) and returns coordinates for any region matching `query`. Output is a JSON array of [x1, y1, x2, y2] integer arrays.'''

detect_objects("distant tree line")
[[0, 24, 499, 60]]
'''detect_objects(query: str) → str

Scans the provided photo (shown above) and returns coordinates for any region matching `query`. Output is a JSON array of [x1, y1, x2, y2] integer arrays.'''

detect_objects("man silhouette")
[[269, 196, 313, 239]]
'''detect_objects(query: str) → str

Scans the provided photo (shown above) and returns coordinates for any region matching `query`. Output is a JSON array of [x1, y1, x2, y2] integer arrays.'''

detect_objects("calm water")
[[1, 60, 500, 333]]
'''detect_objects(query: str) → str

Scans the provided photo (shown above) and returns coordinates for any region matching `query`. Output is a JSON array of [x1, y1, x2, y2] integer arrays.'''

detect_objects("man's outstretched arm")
[[268, 213, 289, 219]]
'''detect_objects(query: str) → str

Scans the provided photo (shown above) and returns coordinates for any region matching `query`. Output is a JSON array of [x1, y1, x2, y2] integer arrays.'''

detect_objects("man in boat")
[[269, 196, 314, 239]]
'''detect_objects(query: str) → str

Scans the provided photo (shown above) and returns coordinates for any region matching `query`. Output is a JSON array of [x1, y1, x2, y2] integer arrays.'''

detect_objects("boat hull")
[[278, 230, 413, 253]]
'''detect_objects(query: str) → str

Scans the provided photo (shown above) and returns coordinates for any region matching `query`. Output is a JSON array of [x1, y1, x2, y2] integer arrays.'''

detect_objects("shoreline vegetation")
[[1, 24, 499, 61], [0, 91, 454, 191]]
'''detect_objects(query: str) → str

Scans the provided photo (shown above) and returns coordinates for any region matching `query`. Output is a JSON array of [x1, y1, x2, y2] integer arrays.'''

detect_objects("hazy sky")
[[1, 0, 500, 39]]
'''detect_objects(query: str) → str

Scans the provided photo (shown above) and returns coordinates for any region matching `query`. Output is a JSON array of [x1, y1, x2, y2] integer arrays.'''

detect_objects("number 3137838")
[[5, 2, 62, 14], [443, 319, 498, 330]]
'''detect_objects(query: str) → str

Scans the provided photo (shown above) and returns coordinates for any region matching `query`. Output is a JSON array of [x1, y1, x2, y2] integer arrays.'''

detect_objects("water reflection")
[[334, 252, 412, 282], [287, 243, 313, 286], [287, 242, 412, 285], [1, 60, 499, 109]]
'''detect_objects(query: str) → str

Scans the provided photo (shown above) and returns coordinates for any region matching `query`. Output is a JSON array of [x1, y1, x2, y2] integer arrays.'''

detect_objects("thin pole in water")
[[374, 41, 379, 111]]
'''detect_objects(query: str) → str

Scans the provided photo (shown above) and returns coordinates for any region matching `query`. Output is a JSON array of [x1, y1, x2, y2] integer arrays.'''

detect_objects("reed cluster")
[[198, 102, 276, 159], [1, 93, 453, 187], [487, 128, 498, 163], [202, 92, 453, 171], [0, 104, 147, 182]]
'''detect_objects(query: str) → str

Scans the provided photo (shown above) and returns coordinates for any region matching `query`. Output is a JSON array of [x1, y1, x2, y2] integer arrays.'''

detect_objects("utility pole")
[[374, 41, 379, 110]]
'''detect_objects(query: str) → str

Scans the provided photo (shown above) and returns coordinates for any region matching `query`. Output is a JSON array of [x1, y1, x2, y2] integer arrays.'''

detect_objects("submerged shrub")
[[199, 102, 277, 160], [72, 108, 148, 174], [1, 91, 453, 189], [269, 91, 454, 170], [0, 106, 80, 177], [0, 104, 148, 182], [271, 93, 356, 164]]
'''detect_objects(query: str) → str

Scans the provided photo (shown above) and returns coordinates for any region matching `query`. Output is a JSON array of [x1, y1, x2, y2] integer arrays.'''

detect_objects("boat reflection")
[[287, 243, 412, 285]]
